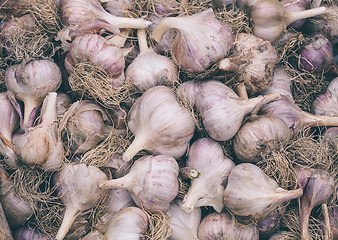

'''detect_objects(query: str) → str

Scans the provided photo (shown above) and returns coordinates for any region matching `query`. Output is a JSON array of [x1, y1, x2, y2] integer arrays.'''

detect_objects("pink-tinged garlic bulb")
[[263, 66, 293, 99], [152, 8, 234, 73], [103, 207, 148, 239], [57, 0, 150, 47], [101, 0, 135, 17], [5, 60, 62, 129], [324, 127, 338, 145], [125, 29, 178, 91], [313, 77, 338, 117], [223, 163, 303, 223], [176, 81, 202, 107], [0, 92, 19, 168], [55, 163, 108, 240], [56, 92, 72, 116], [219, 33, 277, 95], [122, 86, 195, 161], [299, 169, 335, 240], [248, 0, 326, 42], [233, 115, 291, 163], [59, 100, 124, 154], [100, 155, 179, 211], [15, 92, 64, 172], [257, 206, 285, 238], [182, 138, 235, 213], [198, 212, 259, 240], [281, 0, 310, 29], [82, 230, 104, 240], [195, 80, 280, 141], [0, 166, 34, 227], [65, 33, 130, 79], [166, 200, 201, 240], [13, 225, 52, 240]]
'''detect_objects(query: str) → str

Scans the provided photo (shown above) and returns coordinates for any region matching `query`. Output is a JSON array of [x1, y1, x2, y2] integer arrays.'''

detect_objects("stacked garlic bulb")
[[182, 138, 235, 213], [313, 77, 338, 117]]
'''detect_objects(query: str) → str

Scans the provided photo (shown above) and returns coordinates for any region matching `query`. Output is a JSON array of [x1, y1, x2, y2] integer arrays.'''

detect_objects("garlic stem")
[[137, 29, 149, 53], [101, 12, 151, 31], [180, 167, 200, 179], [302, 112, 338, 127], [0, 134, 14, 150], [55, 207, 80, 240], [122, 135, 146, 161], [275, 188, 303, 202], [300, 203, 311, 240], [286, 7, 326, 26], [236, 83, 248, 100], [41, 92, 57, 126], [100, 174, 132, 190], [251, 92, 281, 115], [152, 17, 178, 43], [322, 203, 331, 240], [218, 58, 241, 72]]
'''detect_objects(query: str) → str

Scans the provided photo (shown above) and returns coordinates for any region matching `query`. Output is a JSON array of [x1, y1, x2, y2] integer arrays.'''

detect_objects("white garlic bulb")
[[123, 86, 195, 161], [100, 154, 179, 211], [103, 207, 148, 240], [15, 92, 64, 172], [182, 138, 235, 213], [166, 200, 201, 240], [152, 8, 233, 73], [176, 81, 201, 107], [125, 29, 178, 91], [55, 163, 108, 240], [198, 212, 259, 240], [195, 80, 280, 141], [313, 77, 338, 117], [223, 163, 303, 223]]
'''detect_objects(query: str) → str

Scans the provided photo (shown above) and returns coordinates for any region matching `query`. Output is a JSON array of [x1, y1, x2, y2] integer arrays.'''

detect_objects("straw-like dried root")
[[144, 209, 172, 240]]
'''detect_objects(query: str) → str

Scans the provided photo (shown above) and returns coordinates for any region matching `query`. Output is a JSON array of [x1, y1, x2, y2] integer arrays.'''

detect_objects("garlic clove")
[[182, 138, 235, 213], [176, 81, 202, 107], [313, 76, 338, 117], [223, 163, 303, 223], [100, 154, 179, 212], [166, 200, 201, 240], [152, 8, 234, 73], [122, 86, 195, 161]]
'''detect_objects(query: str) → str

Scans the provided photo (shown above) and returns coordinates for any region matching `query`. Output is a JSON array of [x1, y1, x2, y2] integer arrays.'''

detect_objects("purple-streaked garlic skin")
[[104, 207, 148, 239], [257, 206, 285, 238], [182, 138, 235, 213], [152, 8, 234, 73], [176, 81, 202, 107], [166, 200, 201, 240], [195, 80, 280, 141], [263, 67, 293, 99], [223, 163, 303, 223], [13, 226, 52, 240], [313, 77, 338, 117], [198, 212, 259, 240], [5, 60, 62, 129], [233, 115, 291, 163], [281, 0, 310, 29], [300, 34, 334, 73], [100, 155, 179, 212], [55, 163, 108, 240], [102, 0, 135, 17], [219, 33, 277, 95], [299, 169, 335, 240], [123, 86, 195, 161], [294, 165, 313, 189]]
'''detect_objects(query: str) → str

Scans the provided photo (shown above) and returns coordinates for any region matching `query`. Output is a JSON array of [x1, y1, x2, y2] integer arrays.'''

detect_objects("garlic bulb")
[[223, 163, 303, 223], [313, 77, 338, 117], [56, 92, 72, 116], [0, 92, 19, 168], [57, 0, 150, 47], [15, 92, 64, 172], [59, 100, 124, 154], [233, 115, 291, 163], [13, 226, 52, 240], [101, 0, 135, 17], [324, 127, 338, 145], [103, 207, 148, 240], [100, 154, 179, 211], [152, 8, 233, 73], [125, 29, 178, 91], [219, 33, 277, 95], [5, 60, 62, 129], [198, 212, 259, 240], [82, 230, 104, 240], [0, 166, 34, 227], [122, 86, 195, 161], [248, 0, 326, 42], [65, 33, 130, 79], [182, 138, 235, 213], [176, 81, 201, 106], [55, 163, 108, 240], [195, 80, 280, 141], [299, 169, 335, 240], [166, 200, 201, 240], [281, 0, 310, 29], [263, 66, 293, 99], [257, 206, 285, 238]]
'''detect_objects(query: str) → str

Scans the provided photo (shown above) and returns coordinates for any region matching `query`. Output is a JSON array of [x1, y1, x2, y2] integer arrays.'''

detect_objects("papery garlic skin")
[[176, 81, 201, 107], [223, 163, 303, 223], [13, 225, 52, 240], [281, 0, 310, 29], [152, 8, 234, 73], [182, 138, 235, 213], [5, 60, 62, 129], [198, 212, 259, 240], [126, 29, 178, 91], [167, 200, 201, 240], [103, 207, 148, 240], [233, 116, 291, 163], [15, 92, 64, 172], [55, 163, 108, 240], [219, 33, 277, 95], [313, 77, 338, 117], [195, 80, 280, 141], [100, 155, 179, 212], [102, 0, 135, 17], [56, 92, 72, 116], [123, 86, 195, 161], [82, 230, 104, 240]]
